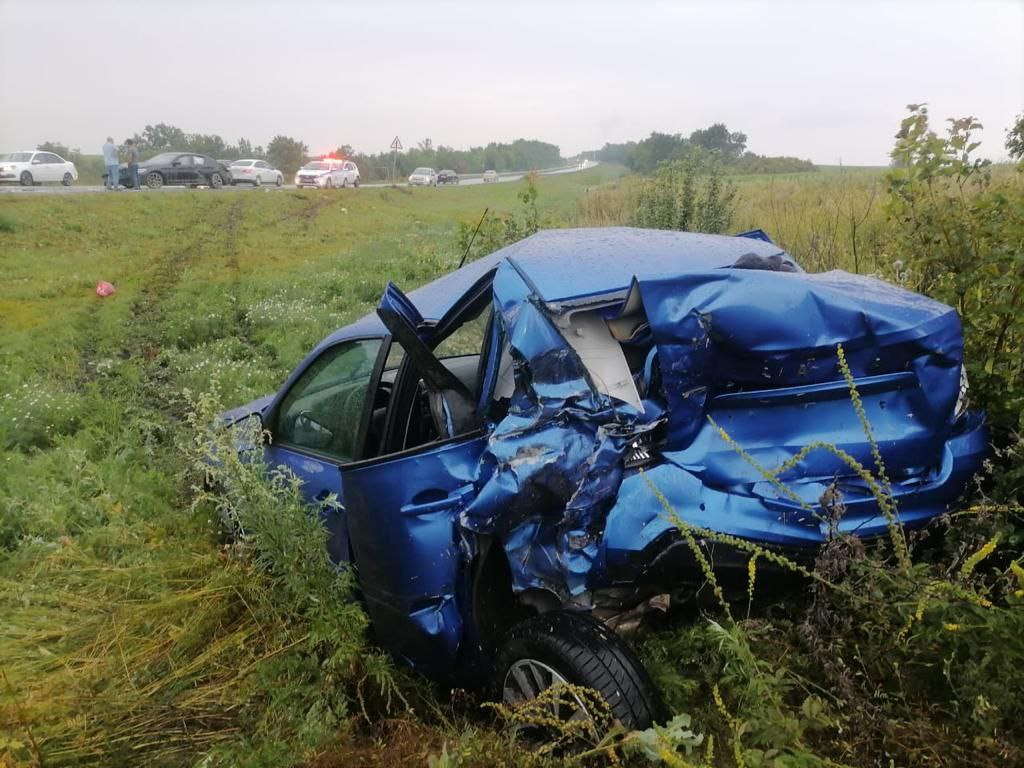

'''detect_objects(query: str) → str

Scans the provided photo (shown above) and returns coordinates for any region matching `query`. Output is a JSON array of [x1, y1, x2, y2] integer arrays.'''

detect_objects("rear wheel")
[[61, 172, 74, 186], [145, 172, 164, 189], [254, 175, 262, 187], [210, 172, 224, 189], [495, 611, 661, 731], [19, 171, 33, 186], [275, 174, 283, 187]]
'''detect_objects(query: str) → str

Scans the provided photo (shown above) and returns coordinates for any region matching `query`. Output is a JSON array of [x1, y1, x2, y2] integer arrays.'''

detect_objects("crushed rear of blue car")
[[221, 227, 986, 729]]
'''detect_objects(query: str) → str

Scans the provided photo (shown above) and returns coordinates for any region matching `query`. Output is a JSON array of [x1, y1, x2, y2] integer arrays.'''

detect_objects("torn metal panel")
[[464, 262, 985, 600], [461, 262, 662, 599]]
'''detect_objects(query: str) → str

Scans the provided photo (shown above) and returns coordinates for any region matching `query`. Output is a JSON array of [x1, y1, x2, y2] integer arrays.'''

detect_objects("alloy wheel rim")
[[502, 659, 592, 723]]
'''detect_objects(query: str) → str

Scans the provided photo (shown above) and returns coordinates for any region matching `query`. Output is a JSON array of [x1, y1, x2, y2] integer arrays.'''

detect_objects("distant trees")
[[589, 122, 813, 175], [350, 138, 563, 181], [37, 141, 78, 159], [688, 123, 747, 160], [267, 135, 309, 177], [630, 132, 687, 173], [1007, 113, 1024, 161], [125, 124, 263, 160]]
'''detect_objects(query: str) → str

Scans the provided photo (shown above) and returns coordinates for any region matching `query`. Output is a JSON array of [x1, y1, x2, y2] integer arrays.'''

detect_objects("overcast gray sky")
[[1, 0, 1021, 164]]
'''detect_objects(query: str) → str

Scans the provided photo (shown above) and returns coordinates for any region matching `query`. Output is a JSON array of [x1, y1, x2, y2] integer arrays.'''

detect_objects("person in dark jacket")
[[124, 139, 140, 189]]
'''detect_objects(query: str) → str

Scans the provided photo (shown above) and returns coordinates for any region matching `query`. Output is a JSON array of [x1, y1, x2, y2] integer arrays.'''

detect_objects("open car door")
[[376, 281, 480, 439], [340, 279, 493, 680]]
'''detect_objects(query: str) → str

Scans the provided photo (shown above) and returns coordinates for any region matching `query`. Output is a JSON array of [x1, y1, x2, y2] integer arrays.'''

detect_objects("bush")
[[887, 104, 1024, 502], [631, 150, 735, 233]]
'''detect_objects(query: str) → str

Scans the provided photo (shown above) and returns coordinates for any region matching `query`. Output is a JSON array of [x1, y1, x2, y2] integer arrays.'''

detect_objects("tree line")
[[586, 122, 817, 174], [36, 127, 564, 181]]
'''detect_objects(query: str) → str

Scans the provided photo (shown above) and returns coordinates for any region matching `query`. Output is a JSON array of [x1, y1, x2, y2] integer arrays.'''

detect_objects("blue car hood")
[[219, 393, 275, 426]]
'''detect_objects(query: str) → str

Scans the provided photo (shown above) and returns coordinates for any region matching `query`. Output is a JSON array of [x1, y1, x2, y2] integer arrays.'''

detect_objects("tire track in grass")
[[115, 198, 249, 421]]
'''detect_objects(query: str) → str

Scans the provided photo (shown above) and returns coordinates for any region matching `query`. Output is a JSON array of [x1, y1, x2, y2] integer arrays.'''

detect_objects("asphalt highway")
[[0, 161, 595, 196]]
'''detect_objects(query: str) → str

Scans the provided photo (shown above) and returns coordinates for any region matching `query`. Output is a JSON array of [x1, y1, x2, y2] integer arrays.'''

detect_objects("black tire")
[[275, 174, 283, 187], [254, 175, 262, 187], [19, 171, 33, 186], [353, 177, 360, 188], [145, 172, 164, 189], [62, 172, 74, 186], [341, 177, 348, 188], [210, 172, 223, 189], [494, 610, 661, 730]]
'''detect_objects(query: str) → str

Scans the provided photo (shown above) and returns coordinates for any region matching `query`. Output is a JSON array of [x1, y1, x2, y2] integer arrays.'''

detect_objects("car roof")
[[318, 227, 791, 347]]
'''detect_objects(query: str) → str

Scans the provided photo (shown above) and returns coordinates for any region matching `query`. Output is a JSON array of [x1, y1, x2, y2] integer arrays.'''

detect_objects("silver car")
[[408, 167, 437, 186]]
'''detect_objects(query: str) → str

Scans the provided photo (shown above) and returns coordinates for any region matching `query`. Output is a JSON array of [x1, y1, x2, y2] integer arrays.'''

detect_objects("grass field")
[[0, 167, 637, 766], [1, 162, 1021, 767]]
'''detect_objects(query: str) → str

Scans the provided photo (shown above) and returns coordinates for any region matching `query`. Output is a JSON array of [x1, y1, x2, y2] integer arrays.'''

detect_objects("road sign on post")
[[390, 136, 402, 183]]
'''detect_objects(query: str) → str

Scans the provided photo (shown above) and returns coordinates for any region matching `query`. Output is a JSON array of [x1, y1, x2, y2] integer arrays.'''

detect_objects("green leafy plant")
[[887, 104, 1024, 501]]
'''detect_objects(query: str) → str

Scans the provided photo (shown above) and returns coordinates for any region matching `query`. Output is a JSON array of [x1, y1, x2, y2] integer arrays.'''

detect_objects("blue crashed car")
[[221, 227, 986, 727]]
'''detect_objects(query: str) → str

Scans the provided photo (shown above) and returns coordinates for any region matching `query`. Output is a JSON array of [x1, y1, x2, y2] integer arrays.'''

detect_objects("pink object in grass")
[[95, 281, 116, 297]]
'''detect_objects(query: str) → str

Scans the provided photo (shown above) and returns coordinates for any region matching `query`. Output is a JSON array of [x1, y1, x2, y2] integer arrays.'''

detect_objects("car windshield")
[[231, 160, 253, 167], [7, 152, 33, 162], [144, 153, 179, 165], [303, 162, 330, 170], [413, 168, 432, 174]]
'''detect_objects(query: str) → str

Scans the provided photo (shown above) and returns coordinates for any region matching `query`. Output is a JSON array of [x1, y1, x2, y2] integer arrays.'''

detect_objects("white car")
[[230, 159, 284, 187], [482, 169, 499, 183], [294, 159, 360, 189], [408, 167, 437, 186], [0, 150, 78, 186]]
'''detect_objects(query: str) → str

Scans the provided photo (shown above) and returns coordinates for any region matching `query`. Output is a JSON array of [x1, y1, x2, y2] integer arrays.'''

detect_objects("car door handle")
[[400, 484, 475, 517]]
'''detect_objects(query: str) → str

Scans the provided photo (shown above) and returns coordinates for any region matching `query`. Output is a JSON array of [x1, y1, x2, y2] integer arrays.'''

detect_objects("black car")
[[104, 152, 233, 189], [437, 169, 459, 184]]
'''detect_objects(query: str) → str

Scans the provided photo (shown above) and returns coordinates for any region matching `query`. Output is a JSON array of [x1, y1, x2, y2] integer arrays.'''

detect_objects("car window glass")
[[193, 155, 207, 166], [176, 155, 192, 166], [434, 303, 492, 360], [40, 154, 59, 163], [384, 341, 405, 371], [256, 161, 268, 168], [275, 338, 382, 462]]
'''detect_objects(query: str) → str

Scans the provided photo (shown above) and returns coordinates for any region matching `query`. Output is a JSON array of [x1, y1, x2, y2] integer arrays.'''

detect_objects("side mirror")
[[172, 161, 180, 167]]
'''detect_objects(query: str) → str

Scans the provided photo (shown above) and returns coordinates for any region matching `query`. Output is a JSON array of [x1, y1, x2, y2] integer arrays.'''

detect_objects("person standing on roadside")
[[102, 136, 119, 190], [124, 138, 140, 190]]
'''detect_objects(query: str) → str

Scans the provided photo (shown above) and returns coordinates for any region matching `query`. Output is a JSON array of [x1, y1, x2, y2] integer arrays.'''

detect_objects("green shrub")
[[887, 104, 1024, 502], [631, 150, 735, 233]]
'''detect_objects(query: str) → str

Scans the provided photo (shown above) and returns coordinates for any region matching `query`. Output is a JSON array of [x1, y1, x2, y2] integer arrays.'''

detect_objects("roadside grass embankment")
[[1, 147, 1022, 768], [0, 167, 620, 767]]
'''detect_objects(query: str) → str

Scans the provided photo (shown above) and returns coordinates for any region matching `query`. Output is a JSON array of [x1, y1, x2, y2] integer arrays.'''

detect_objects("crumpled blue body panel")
[[461, 263, 986, 600], [461, 262, 663, 597]]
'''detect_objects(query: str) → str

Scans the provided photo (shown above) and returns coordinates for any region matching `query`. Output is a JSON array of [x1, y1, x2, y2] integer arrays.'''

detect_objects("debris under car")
[[219, 227, 987, 728]]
